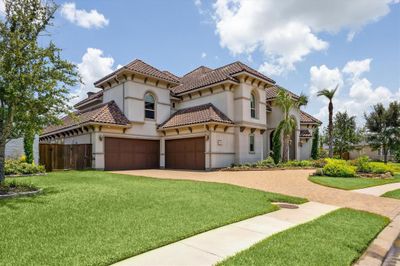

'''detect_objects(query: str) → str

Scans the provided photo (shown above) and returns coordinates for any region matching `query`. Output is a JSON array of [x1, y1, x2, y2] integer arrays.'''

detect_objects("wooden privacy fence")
[[39, 144, 92, 172]]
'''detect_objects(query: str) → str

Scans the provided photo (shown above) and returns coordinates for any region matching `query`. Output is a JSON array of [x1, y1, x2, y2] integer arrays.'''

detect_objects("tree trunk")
[[328, 100, 334, 158], [383, 146, 388, 164], [282, 134, 290, 162], [0, 141, 5, 183]]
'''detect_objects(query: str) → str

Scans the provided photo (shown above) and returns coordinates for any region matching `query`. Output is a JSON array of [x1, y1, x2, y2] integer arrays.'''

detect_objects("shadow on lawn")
[[0, 187, 59, 210]]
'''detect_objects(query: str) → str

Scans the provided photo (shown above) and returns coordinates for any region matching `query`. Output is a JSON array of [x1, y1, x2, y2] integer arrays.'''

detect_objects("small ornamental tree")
[[332, 111, 360, 159], [364, 101, 400, 164], [311, 127, 319, 160], [0, 0, 78, 182]]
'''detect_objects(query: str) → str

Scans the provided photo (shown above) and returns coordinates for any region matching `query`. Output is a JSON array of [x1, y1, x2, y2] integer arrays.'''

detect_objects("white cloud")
[[194, 0, 202, 7], [201, 52, 207, 58], [70, 48, 115, 105], [212, 0, 398, 76], [0, 0, 5, 15], [343, 58, 372, 78], [311, 59, 398, 125], [309, 65, 343, 95], [61, 2, 109, 29]]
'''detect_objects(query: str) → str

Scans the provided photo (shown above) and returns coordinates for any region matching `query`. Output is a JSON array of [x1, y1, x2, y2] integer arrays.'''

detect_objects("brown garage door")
[[105, 138, 160, 170], [165, 137, 205, 170]]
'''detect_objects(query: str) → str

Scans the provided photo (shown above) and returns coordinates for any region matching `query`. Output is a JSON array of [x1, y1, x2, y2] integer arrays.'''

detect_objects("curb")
[[355, 214, 400, 266], [0, 189, 43, 199]]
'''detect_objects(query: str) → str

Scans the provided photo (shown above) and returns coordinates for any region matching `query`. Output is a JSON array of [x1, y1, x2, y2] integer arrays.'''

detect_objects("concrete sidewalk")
[[113, 202, 339, 266], [353, 183, 400, 197]]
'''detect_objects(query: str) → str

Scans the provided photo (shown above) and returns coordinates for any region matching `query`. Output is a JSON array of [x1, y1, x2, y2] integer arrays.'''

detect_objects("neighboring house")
[[40, 59, 321, 170], [349, 142, 395, 161], [5, 136, 39, 164]]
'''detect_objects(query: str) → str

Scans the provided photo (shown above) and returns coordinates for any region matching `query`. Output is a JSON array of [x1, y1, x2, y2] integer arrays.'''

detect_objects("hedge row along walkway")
[[113, 202, 339, 266], [114, 169, 400, 219]]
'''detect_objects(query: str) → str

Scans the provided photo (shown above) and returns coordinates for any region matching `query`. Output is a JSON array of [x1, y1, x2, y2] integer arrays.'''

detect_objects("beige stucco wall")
[[266, 103, 301, 160], [233, 82, 266, 126], [178, 88, 235, 120], [234, 127, 264, 164]]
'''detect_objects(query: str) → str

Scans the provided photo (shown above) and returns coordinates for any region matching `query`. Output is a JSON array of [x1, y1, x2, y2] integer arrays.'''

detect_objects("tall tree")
[[364, 101, 400, 164], [317, 85, 338, 158], [311, 127, 319, 160], [0, 0, 78, 182], [332, 111, 360, 159], [275, 88, 308, 162]]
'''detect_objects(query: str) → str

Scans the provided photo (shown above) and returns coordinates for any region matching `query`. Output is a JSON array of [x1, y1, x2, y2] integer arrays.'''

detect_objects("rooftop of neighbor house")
[[42, 101, 129, 136]]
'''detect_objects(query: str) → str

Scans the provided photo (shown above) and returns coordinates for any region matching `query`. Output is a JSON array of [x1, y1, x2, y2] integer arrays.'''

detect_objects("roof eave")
[[175, 79, 239, 96], [94, 68, 180, 88], [40, 122, 130, 138], [158, 121, 234, 130], [231, 71, 276, 85]]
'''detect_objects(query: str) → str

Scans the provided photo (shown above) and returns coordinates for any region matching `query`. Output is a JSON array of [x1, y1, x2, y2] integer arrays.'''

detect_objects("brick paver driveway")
[[113, 169, 400, 219]]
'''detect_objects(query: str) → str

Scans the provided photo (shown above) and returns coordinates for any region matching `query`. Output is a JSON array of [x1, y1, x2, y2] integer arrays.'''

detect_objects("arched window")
[[250, 92, 257, 118], [144, 93, 155, 119]]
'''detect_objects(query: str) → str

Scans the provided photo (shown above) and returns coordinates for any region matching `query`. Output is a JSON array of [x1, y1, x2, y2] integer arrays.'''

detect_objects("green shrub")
[[312, 158, 327, 168], [354, 156, 371, 172], [283, 160, 313, 167], [322, 159, 357, 177], [5, 159, 46, 176], [256, 156, 276, 168], [314, 168, 324, 176], [368, 162, 395, 175], [353, 156, 395, 175]]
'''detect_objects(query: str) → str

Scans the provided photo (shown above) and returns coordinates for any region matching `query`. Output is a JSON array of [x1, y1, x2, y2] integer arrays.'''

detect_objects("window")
[[250, 92, 256, 118], [249, 134, 255, 152], [144, 93, 155, 119]]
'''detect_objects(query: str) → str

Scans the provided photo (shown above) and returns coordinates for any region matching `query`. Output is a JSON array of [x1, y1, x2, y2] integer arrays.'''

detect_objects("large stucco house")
[[40, 59, 321, 170]]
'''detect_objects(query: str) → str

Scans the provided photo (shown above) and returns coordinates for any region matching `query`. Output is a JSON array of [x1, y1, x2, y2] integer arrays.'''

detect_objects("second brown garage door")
[[105, 138, 159, 170], [165, 137, 205, 170]]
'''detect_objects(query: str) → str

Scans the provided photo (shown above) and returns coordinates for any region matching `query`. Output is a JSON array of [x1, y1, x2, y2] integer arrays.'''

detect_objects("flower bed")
[[313, 156, 395, 178], [222, 157, 326, 171], [0, 180, 41, 198]]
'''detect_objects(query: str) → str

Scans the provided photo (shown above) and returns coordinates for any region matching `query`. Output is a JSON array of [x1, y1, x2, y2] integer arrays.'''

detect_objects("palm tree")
[[275, 88, 308, 162], [317, 85, 338, 158]]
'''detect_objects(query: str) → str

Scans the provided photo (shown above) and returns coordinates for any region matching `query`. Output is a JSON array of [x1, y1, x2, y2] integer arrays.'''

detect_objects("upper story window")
[[144, 93, 155, 119], [250, 92, 257, 118]]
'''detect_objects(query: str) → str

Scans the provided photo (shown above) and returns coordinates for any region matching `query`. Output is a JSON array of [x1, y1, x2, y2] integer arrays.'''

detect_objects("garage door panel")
[[105, 138, 160, 170], [165, 137, 205, 170]]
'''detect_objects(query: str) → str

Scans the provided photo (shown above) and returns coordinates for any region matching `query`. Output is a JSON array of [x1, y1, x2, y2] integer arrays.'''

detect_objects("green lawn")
[[309, 173, 400, 190], [0, 171, 305, 266], [382, 189, 400, 199], [219, 208, 389, 266]]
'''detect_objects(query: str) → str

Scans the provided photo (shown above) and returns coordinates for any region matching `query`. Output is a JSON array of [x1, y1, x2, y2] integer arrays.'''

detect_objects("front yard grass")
[[382, 189, 400, 199], [218, 208, 389, 266], [309, 173, 400, 190], [0, 171, 305, 266]]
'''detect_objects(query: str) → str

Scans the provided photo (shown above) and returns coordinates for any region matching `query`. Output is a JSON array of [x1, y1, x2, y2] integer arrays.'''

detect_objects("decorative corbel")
[[240, 126, 245, 132], [251, 128, 256, 134]]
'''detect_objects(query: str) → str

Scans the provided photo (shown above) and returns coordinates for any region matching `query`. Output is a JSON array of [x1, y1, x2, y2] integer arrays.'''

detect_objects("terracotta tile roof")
[[162, 70, 181, 82], [171, 61, 275, 95], [94, 59, 180, 87], [74, 90, 103, 108], [300, 110, 322, 125], [300, 129, 312, 138], [266, 85, 300, 101], [42, 101, 129, 135], [159, 103, 233, 129]]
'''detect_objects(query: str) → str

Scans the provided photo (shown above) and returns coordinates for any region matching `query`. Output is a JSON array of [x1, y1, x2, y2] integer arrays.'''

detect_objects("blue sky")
[[22, 0, 400, 125]]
